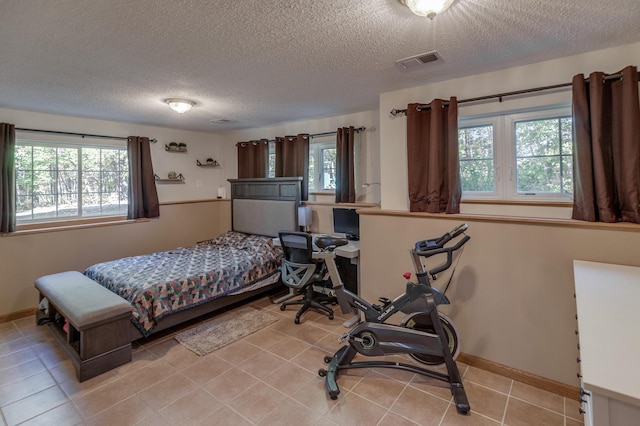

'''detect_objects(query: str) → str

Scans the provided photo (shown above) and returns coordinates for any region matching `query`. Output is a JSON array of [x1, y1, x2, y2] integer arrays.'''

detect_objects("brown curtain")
[[572, 66, 640, 223], [275, 134, 309, 201], [0, 123, 16, 233], [127, 136, 160, 219], [335, 126, 356, 203], [237, 139, 268, 178], [406, 99, 461, 213]]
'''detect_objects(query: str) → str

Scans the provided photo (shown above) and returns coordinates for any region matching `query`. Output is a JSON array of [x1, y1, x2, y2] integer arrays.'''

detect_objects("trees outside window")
[[15, 141, 128, 223]]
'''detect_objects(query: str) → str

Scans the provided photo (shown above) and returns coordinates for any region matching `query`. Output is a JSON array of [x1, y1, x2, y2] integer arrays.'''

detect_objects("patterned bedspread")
[[84, 231, 282, 336]]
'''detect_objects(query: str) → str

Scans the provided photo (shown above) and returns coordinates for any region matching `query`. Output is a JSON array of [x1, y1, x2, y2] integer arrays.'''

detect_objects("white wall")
[[379, 41, 640, 212], [219, 109, 381, 204]]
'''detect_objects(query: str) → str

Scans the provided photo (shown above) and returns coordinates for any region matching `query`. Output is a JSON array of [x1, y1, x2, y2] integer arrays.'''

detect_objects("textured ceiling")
[[1, 0, 640, 133]]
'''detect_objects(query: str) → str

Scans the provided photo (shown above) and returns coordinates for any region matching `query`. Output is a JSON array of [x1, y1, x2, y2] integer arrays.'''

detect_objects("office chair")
[[278, 231, 335, 324]]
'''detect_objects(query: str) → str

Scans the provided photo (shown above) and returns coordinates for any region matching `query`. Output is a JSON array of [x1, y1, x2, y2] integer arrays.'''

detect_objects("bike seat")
[[314, 235, 349, 250]]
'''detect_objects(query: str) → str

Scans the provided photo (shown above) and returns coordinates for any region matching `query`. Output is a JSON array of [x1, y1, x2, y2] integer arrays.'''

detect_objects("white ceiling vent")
[[395, 50, 441, 70]]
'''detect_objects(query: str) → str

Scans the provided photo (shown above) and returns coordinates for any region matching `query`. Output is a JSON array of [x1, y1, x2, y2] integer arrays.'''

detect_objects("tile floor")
[[0, 295, 585, 425]]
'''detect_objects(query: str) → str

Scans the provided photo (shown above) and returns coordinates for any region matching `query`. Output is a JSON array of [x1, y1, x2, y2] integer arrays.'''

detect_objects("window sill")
[[462, 199, 572, 207], [4, 217, 149, 237]]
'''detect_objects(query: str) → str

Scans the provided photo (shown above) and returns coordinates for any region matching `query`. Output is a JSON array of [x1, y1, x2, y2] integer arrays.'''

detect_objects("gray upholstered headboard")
[[228, 177, 303, 237]]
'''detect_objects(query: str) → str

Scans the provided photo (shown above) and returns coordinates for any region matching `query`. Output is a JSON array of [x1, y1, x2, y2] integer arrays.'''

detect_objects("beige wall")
[[0, 201, 231, 317], [379, 41, 640, 213], [221, 109, 381, 204], [357, 41, 640, 387], [359, 213, 640, 387]]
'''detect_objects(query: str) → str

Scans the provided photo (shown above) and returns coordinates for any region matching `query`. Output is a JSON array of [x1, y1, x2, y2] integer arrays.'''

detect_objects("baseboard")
[[457, 352, 580, 399], [0, 307, 37, 323]]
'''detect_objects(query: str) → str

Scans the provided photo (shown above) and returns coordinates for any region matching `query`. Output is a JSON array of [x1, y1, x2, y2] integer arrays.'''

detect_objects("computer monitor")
[[333, 208, 360, 241]]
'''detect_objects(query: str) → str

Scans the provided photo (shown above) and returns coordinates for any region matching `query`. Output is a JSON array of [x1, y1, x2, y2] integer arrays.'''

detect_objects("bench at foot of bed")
[[34, 271, 132, 382]]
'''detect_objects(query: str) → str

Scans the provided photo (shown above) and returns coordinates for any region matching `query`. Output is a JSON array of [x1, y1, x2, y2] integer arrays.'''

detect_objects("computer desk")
[[273, 234, 360, 327]]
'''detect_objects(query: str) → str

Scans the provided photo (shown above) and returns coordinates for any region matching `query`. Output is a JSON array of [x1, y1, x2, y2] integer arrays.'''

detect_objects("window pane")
[[57, 194, 78, 217], [322, 148, 336, 190], [515, 117, 572, 194], [16, 141, 128, 223], [458, 125, 494, 192]]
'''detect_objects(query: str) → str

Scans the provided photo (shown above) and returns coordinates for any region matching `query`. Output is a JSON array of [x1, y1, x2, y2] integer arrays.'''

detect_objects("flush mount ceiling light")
[[165, 99, 195, 114], [400, 0, 455, 19]]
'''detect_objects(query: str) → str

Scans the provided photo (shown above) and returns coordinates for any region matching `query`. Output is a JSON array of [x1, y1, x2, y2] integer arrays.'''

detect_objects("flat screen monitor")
[[333, 208, 360, 240]]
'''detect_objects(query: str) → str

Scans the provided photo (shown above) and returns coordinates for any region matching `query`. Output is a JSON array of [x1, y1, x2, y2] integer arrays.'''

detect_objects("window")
[[15, 140, 128, 223], [458, 107, 573, 201], [267, 139, 337, 192], [310, 141, 336, 191]]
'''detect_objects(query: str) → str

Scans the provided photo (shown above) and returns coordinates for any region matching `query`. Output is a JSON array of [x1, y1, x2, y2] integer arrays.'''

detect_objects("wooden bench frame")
[[35, 272, 132, 382]]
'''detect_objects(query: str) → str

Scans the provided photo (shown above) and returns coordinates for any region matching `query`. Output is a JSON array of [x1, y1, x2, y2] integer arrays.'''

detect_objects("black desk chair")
[[278, 231, 335, 324]]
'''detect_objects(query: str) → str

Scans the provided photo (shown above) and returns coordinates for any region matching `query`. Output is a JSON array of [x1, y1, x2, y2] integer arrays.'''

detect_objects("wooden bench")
[[35, 271, 132, 382]]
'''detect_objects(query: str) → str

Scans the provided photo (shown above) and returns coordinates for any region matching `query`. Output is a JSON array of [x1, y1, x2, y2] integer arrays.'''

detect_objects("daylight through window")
[[15, 141, 129, 223]]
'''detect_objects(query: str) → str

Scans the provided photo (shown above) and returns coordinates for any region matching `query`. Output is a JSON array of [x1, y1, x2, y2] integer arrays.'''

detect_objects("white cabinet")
[[574, 260, 640, 426]]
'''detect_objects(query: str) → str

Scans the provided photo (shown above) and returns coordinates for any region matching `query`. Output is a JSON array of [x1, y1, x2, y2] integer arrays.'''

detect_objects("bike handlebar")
[[413, 224, 470, 276]]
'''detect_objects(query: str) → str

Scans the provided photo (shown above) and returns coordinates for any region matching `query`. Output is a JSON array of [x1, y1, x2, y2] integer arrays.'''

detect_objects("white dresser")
[[573, 260, 640, 426]]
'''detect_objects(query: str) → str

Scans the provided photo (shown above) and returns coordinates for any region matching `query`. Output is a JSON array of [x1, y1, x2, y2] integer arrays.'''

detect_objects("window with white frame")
[[15, 140, 129, 223], [458, 106, 573, 201], [267, 139, 337, 192]]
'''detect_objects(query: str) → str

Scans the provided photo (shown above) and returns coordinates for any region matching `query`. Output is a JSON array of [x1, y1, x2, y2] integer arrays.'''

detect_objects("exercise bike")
[[314, 223, 471, 415]]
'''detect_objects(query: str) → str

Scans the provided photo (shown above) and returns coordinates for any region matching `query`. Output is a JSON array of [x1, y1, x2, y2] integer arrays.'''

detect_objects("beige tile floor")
[[0, 296, 585, 425]]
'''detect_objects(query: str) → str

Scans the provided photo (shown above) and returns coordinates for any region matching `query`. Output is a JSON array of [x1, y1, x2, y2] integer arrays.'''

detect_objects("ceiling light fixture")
[[400, 0, 455, 19], [165, 99, 195, 114]]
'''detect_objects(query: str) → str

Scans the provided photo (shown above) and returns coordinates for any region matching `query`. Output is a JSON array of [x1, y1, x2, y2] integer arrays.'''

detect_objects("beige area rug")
[[175, 306, 280, 356]]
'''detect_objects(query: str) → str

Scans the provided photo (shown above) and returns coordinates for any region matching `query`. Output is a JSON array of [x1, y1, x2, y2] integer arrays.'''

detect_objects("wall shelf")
[[155, 173, 185, 183], [196, 159, 221, 168], [165, 145, 187, 153]]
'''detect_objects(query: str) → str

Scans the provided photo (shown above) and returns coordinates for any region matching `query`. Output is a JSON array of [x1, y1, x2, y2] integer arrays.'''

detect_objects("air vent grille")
[[395, 50, 441, 69]]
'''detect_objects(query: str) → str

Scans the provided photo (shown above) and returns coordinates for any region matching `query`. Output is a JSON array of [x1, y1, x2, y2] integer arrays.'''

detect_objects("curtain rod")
[[15, 127, 157, 143], [236, 126, 366, 146], [389, 71, 640, 116]]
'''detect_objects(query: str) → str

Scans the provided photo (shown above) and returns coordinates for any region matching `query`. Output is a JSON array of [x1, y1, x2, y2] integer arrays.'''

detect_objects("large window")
[[15, 141, 128, 223], [458, 107, 573, 201]]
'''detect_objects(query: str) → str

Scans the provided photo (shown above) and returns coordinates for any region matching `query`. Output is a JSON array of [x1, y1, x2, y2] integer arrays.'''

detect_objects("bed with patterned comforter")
[[84, 231, 282, 336]]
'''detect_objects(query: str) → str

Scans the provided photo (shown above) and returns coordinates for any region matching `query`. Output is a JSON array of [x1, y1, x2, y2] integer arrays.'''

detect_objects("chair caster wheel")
[[280, 304, 286, 311], [294, 317, 301, 324], [324, 355, 332, 363], [318, 368, 327, 377], [328, 314, 334, 320], [330, 394, 338, 400]]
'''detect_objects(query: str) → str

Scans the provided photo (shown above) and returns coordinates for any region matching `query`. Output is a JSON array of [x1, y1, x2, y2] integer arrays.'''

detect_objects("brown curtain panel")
[[127, 136, 160, 219], [0, 123, 16, 233], [275, 134, 309, 200], [406, 99, 461, 213], [237, 139, 268, 178], [335, 126, 356, 203], [572, 66, 640, 223]]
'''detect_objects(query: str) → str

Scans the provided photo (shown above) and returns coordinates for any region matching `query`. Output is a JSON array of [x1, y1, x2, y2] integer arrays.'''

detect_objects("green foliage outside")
[[515, 117, 573, 194], [15, 144, 128, 222], [458, 117, 573, 195]]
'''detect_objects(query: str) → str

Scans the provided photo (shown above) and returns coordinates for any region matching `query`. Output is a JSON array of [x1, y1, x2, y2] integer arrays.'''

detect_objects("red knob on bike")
[[403, 272, 411, 280]]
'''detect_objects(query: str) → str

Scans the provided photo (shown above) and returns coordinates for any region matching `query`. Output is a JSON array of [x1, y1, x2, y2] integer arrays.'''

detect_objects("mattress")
[[84, 231, 282, 336]]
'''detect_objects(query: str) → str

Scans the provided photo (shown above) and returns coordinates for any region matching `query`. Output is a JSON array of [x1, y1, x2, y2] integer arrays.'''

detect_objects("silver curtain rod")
[[15, 127, 158, 143], [389, 71, 640, 116]]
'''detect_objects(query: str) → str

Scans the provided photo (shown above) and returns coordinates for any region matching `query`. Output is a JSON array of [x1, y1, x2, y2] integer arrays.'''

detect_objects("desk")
[[273, 234, 360, 327], [573, 260, 640, 426]]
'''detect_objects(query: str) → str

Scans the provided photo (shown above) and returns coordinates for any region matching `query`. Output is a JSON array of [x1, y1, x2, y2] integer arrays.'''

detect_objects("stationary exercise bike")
[[314, 224, 471, 415]]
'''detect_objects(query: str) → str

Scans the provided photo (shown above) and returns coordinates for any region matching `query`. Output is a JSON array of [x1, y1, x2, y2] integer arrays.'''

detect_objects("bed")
[[84, 177, 302, 341]]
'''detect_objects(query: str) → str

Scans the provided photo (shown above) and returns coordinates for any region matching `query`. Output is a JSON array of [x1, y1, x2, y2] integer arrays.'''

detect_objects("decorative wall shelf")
[[165, 144, 187, 153], [196, 159, 221, 168], [155, 173, 185, 183]]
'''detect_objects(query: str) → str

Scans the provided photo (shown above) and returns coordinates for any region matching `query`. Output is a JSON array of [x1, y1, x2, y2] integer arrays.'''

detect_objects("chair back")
[[278, 231, 321, 289]]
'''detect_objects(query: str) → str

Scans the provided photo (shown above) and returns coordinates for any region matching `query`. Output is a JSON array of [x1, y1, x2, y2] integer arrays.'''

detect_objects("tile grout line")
[[501, 379, 514, 426]]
